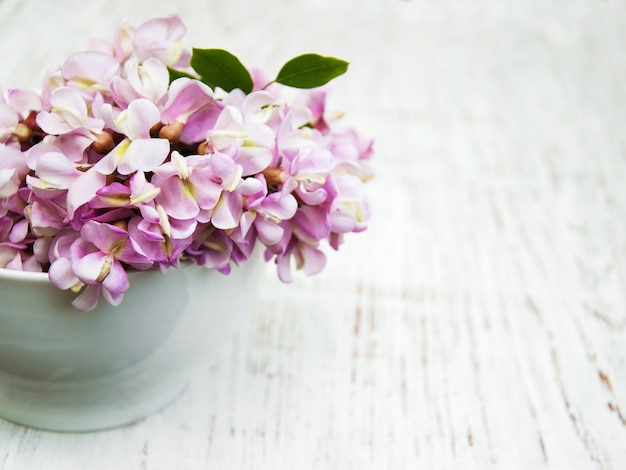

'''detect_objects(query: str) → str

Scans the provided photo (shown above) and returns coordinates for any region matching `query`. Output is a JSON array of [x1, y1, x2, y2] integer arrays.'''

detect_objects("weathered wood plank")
[[0, 0, 625, 468]]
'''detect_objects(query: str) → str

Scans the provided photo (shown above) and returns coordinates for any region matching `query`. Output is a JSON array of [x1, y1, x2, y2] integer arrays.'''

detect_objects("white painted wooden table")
[[1, 1, 625, 468]]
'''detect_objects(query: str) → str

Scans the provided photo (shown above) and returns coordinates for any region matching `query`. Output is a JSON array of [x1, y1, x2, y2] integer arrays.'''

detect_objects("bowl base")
[[0, 369, 189, 432]]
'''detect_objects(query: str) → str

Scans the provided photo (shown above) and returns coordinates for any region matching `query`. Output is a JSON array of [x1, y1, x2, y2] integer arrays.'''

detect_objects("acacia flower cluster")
[[0, 14, 373, 311]]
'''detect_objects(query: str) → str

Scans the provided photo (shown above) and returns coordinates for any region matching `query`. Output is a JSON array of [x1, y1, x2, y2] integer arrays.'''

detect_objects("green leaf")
[[275, 54, 349, 89], [167, 67, 195, 83], [190, 48, 253, 93]]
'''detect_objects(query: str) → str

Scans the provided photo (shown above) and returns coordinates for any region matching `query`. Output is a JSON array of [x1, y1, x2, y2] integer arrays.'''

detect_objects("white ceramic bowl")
[[0, 254, 264, 432]]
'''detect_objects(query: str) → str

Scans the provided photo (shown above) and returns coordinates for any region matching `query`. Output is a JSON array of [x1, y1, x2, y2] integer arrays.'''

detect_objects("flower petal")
[[160, 79, 214, 124], [125, 98, 161, 140], [73, 251, 108, 284], [48, 257, 81, 290], [7, 89, 42, 114], [255, 216, 284, 246], [61, 51, 119, 85], [211, 191, 242, 230], [102, 259, 130, 295], [154, 175, 199, 220], [72, 285, 101, 312], [81, 220, 118, 245], [67, 168, 107, 218], [117, 138, 170, 175], [300, 244, 326, 275], [132, 14, 187, 66], [260, 192, 297, 221], [35, 151, 81, 188]]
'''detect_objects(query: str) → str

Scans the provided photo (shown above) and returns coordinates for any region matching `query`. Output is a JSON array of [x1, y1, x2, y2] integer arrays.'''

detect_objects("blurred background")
[[1, 1, 625, 468]]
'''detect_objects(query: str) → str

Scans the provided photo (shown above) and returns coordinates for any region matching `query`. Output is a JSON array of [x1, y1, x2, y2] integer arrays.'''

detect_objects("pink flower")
[[112, 19, 136, 62], [90, 171, 160, 210], [327, 128, 375, 182], [184, 224, 234, 272], [239, 175, 297, 246], [132, 14, 188, 67], [152, 151, 223, 221], [96, 98, 169, 175], [27, 146, 82, 190], [266, 223, 327, 283], [110, 58, 169, 108], [158, 78, 224, 146], [28, 198, 68, 237], [49, 221, 151, 311], [26, 144, 108, 222], [328, 174, 369, 235], [61, 51, 120, 96], [0, 215, 40, 271], [0, 88, 41, 147], [127, 213, 192, 266], [206, 103, 274, 176], [281, 147, 334, 205], [263, 204, 331, 283], [0, 144, 28, 198], [0, 104, 20, 145], [2, 87, 42, 116], [36, 87, 105, 139]]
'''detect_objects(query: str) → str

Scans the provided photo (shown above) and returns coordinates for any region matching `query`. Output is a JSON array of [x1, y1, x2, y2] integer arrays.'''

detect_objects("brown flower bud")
[[197, 141, 208, 155], [150, 122, 163, 137], [12, 123, 32, 143], [23, 110, 39, 130], [262, 167, 287, 186], [113, 220, 128, 231], [92, 132, 115, 154], [159, 120, 184, 143]]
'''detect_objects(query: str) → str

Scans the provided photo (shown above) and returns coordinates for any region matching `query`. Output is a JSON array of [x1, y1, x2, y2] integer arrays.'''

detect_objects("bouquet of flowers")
[[0, 14, 373, 311]]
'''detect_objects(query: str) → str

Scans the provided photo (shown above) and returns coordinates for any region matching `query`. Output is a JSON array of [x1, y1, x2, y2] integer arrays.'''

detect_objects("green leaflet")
[[190, 48, 253, 94], [274, 54, 349, 89], [167, 67, 195, 83]]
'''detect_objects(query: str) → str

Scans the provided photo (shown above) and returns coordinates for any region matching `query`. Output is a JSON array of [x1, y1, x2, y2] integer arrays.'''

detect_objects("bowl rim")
[[0, 268, 50, 283], [0, 251, 262, 285], [0, 259, 240, 285], [0, 266, 161, 284]]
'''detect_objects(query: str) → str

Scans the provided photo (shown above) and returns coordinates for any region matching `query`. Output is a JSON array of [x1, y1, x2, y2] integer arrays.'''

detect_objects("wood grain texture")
[[1, 0, 625, 468]]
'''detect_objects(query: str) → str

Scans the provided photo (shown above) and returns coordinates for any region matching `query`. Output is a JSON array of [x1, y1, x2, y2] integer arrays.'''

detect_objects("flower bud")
[[92, 132, 115, 154], [159, 120, 184, 143], [197, 141, 208, 154], [113, 220, 128, 231], [12, 123, 32, 143], [262, 167, 287, 186], [23, 110, 39, 130], [150, 122, 163, 138]]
